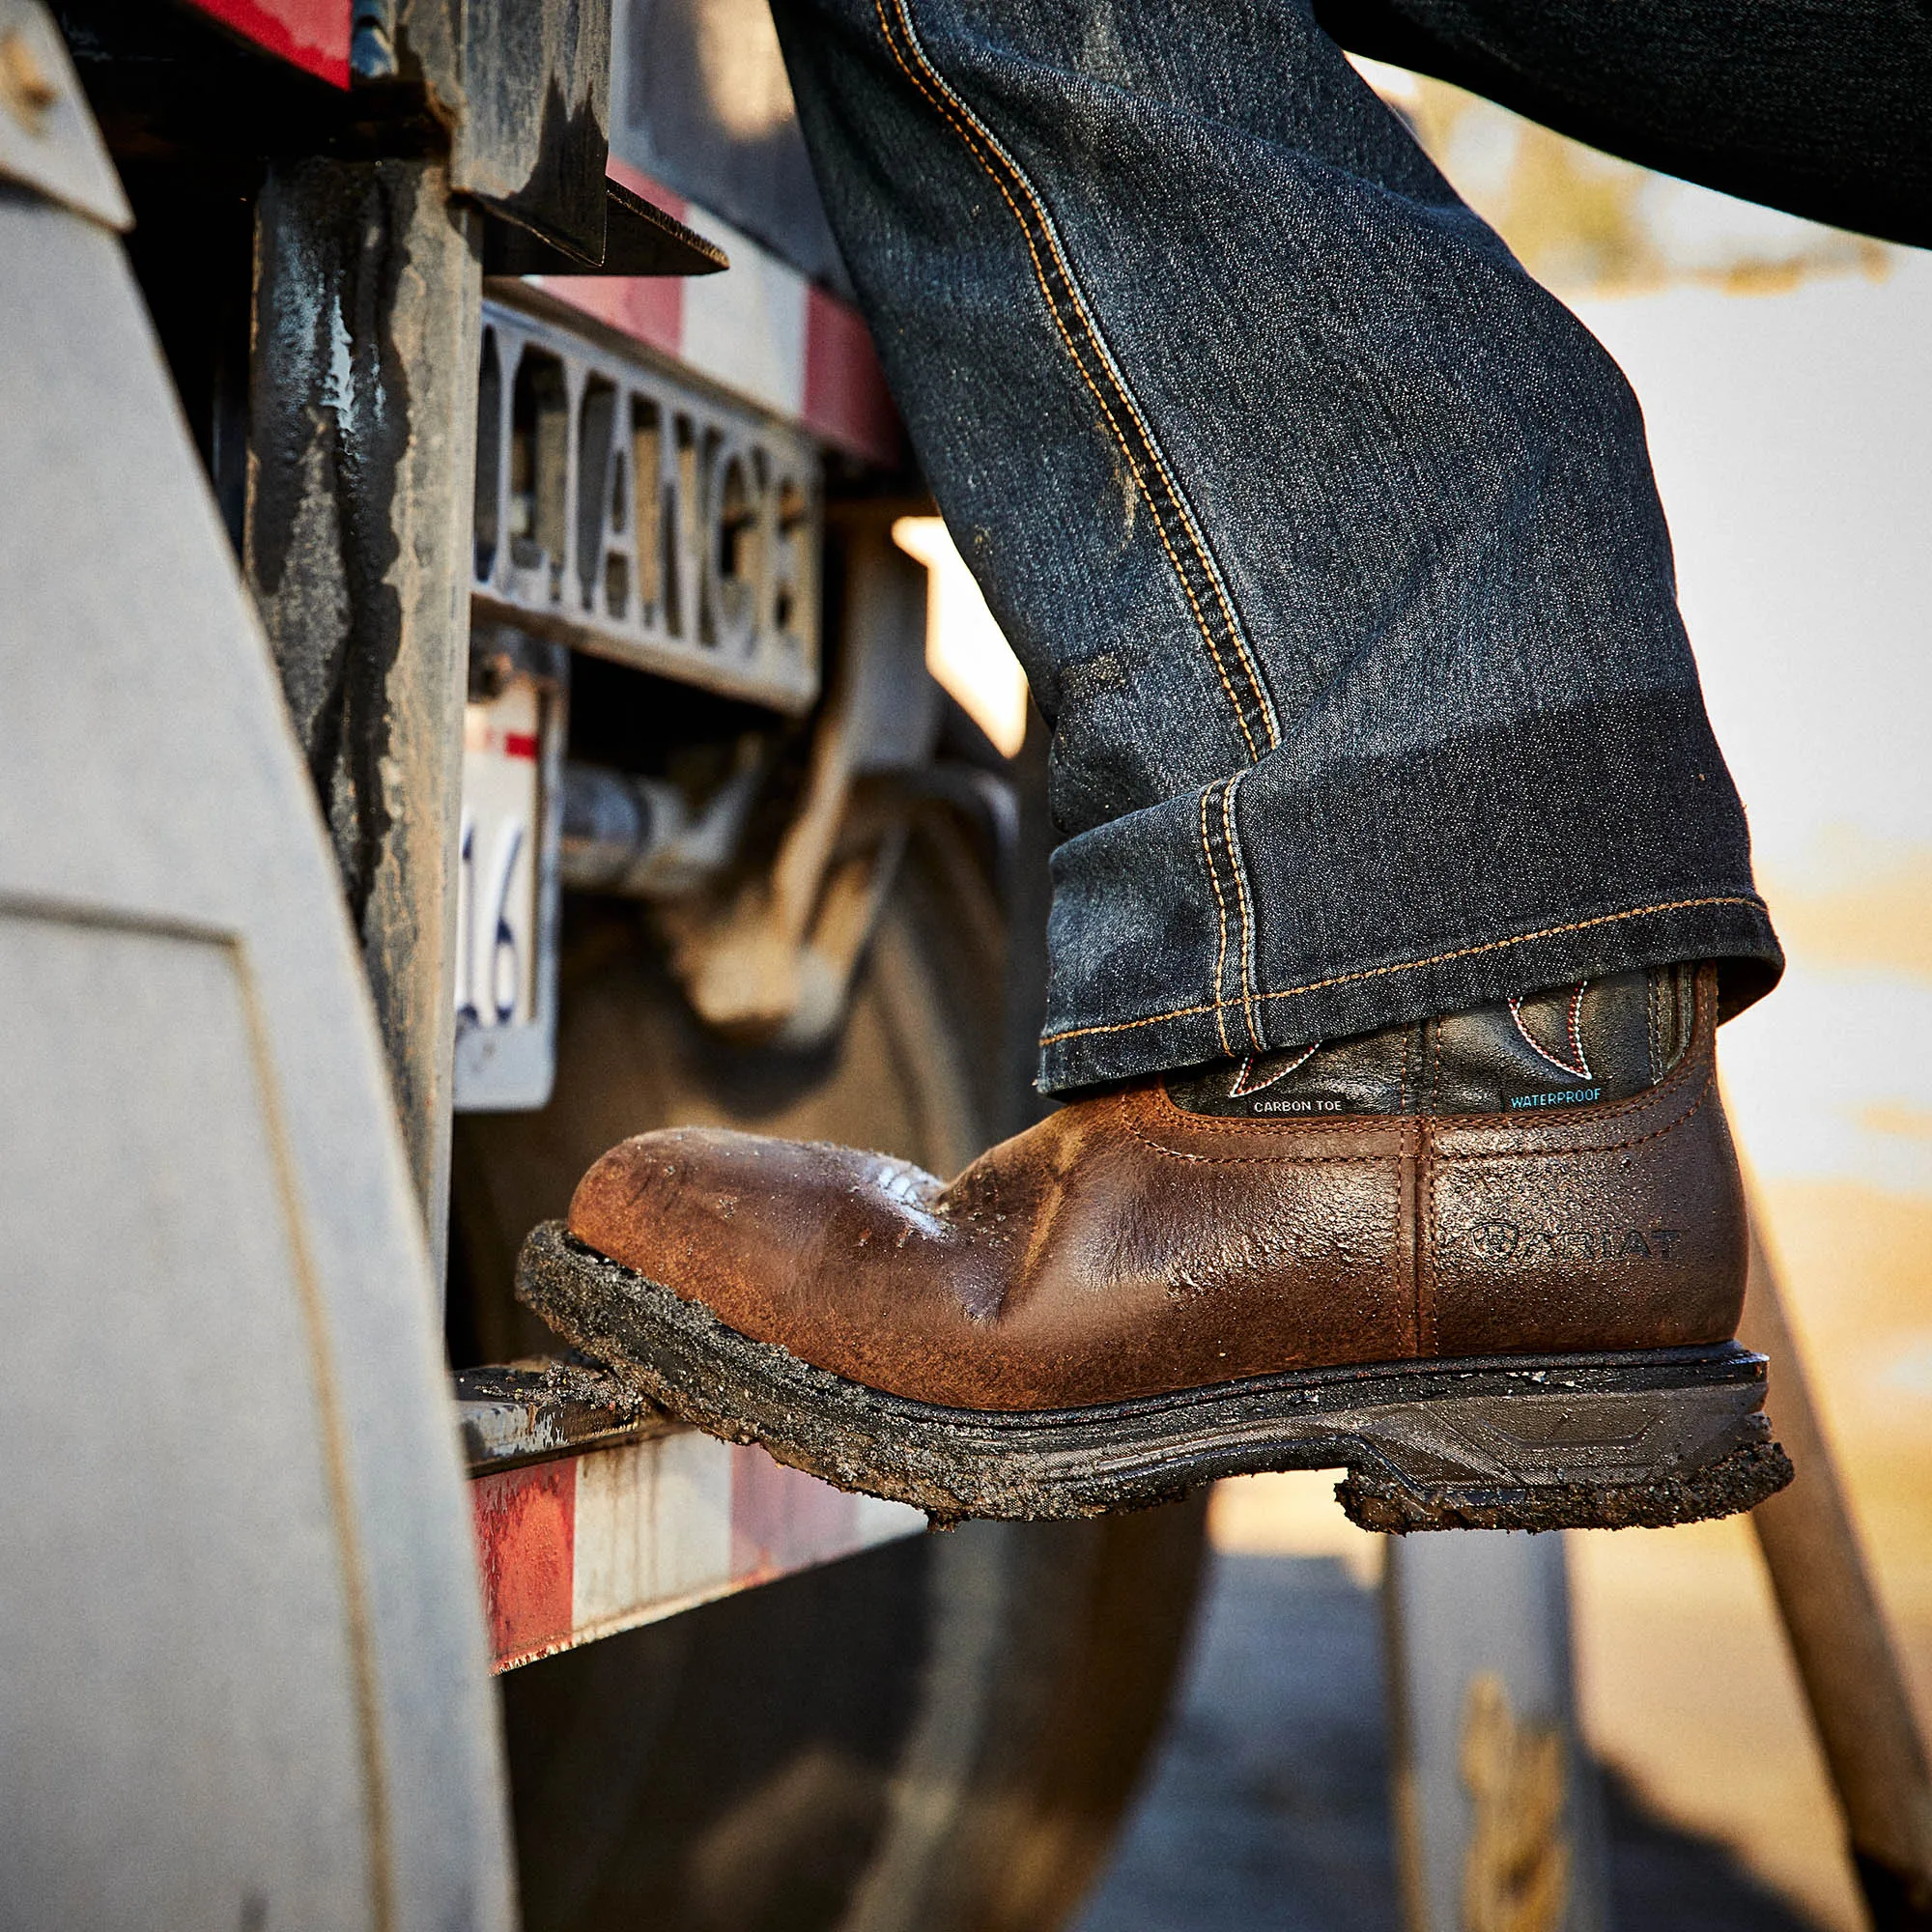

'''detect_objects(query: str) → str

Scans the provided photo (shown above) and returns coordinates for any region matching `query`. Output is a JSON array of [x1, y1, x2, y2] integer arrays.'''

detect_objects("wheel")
[[449, 810, 1210, 1932]]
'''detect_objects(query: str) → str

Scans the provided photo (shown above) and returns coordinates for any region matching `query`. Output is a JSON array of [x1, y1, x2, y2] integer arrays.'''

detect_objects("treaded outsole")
[[516, 1219, 1793, 1532], [1336, 1436, 1794, 1533]]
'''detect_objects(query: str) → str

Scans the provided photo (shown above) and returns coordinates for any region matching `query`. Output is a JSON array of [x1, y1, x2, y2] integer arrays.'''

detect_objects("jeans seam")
[[1220, 770, 1264, 1051], [1198, 784, 1235, 1057], [873, 0, 1278, 761], [1037, 893, 1767, 1046]]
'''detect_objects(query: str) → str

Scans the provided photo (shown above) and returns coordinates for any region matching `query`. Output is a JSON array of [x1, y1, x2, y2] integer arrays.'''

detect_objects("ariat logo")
[[1466, 1220, 1682, 1262]]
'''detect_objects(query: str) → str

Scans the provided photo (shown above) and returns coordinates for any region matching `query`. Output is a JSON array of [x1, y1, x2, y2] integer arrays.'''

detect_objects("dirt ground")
[[1071, 1538, 1827, 1932]]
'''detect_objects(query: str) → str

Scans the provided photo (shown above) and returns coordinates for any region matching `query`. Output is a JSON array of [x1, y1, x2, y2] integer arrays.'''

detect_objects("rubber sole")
[[517, 1220, 1794, 1532]]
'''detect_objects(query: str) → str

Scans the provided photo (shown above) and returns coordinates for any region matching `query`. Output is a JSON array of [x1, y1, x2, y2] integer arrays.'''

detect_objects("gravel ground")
[[1072, 1551, 1823, 1932]]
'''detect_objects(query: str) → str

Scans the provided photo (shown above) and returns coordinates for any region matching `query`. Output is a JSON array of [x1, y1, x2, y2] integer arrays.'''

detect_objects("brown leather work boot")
[[518, 964, 1792, 1530]]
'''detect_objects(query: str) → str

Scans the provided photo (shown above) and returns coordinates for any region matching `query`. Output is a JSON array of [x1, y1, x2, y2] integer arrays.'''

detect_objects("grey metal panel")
[[2, 912, 375, 1928], [611, 0, 850, 291], [0, 120, 514, 1932]]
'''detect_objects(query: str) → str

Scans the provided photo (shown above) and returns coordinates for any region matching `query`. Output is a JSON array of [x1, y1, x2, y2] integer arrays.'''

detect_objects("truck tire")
[[450, 810, 1209, 1932]]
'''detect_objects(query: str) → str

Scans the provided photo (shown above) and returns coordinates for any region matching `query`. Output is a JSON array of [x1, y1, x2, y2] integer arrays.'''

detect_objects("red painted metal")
[[605, 155, 686, 219], [183, 0, 352, 88], [803, 284, 901, 470], [471, 1461, 577, 1666], [543, 272, 686, 364], [542, 159, 688, 358]]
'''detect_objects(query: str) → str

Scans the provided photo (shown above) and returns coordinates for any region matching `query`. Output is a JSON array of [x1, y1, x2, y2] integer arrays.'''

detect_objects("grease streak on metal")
[[246, 155, 482, 1261]]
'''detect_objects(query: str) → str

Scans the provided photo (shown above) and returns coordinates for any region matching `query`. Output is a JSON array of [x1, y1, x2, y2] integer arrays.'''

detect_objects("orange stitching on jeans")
[[1037, 894, 1766, 1045], [1220, 772, 1263, 1052], [1199, 785, 1234, 1058], [873, 0, 1274, 758], [872, 0, 1262, 756]]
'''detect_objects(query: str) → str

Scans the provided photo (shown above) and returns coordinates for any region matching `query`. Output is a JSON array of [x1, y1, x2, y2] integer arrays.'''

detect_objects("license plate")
[[453, 637, 566, 1111]]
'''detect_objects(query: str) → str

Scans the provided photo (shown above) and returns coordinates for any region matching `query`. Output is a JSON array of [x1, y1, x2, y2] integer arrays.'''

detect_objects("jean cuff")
[[1035, 741, 1783, 1093]]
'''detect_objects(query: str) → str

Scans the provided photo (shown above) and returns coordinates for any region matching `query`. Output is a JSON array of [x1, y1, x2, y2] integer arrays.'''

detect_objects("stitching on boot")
[[1508, 980, 1593, 1081], [1123, 1103, 1401, 1164], [1415, 1121, 1434, 1355], [873, 0, 1278, 760], [1432, 1071, 1718, 1177], [1646, 971, 1662, 1086], [1227, 1041, 1319, 1096]]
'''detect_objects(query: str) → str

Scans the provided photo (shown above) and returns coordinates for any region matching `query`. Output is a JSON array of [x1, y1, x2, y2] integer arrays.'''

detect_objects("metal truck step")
[[456, 1362, 924, 1671]]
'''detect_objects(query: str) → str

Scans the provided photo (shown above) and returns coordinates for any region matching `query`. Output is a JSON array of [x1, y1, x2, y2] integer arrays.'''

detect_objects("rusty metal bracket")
[[456, 1358, 670, 1473], [479, 176, 724, 277], [382, 0, 622, 266]]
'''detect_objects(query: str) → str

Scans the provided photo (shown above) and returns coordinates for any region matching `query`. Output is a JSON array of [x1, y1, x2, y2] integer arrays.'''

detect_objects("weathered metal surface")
[[666, 514, 934, 1045], [1383, 1533, 1609, 1932], [558, 746, 765, 898], [0, 0, 129, 227], [1741, 1207, 1932, 1925], [473, 293, 821, 711], [456, 1359, 673, 1469], [385, 0, 612, 263], [55, 0, 365, 168], [0, 139, 510, 1928], [246, 155, 483, 1264], [526, 158, 903, 466]]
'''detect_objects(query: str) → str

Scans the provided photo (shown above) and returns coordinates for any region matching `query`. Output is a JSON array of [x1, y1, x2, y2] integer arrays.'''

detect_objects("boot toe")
[[565, 1126, 952, 1360]]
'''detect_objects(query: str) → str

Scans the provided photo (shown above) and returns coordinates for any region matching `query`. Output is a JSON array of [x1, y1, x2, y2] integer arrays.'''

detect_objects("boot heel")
[[1333, 1351, 1793, 1533]]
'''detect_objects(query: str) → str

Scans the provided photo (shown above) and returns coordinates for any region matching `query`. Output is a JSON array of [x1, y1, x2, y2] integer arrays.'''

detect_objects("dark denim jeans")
[[765, 0, 1921, 1091]]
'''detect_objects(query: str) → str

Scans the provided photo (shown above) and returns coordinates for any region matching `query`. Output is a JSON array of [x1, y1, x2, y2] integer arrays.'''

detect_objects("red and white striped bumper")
[[527, 158, 903, 470], [460, 1368, 923, 1672]]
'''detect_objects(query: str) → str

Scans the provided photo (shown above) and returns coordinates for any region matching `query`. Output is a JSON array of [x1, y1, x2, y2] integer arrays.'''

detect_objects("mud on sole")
[[516, 1220, 1793, 1532]]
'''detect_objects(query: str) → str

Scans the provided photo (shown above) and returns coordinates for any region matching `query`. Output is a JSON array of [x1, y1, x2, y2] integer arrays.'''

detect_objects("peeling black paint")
[[249, 158, 419, 938]]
